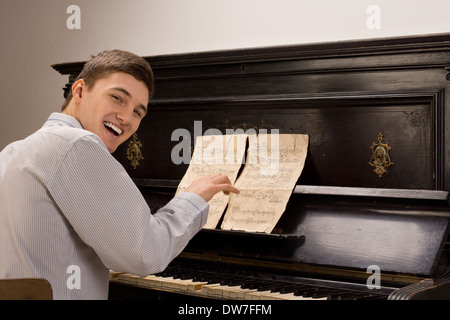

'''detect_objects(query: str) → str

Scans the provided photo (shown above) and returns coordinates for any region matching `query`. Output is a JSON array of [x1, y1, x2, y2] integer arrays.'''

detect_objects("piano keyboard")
[[109, 267, 389, 300]]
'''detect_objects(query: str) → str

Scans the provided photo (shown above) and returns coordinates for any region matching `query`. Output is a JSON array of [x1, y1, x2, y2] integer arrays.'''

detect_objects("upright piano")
[[52, 34, 450, 300]]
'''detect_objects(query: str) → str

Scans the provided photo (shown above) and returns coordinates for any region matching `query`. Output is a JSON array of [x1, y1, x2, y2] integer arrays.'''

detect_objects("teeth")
[[103, 122, 122, 135]]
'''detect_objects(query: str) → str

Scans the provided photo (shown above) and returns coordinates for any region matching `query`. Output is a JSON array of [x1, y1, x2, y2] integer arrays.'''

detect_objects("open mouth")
[[103, 121, 123, 136]]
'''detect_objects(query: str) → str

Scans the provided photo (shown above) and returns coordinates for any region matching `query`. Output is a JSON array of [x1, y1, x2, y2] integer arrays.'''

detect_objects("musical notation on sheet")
[[222, 134, 308, 233], [177, 133, 309, 233], [176, 134, 247, 228]]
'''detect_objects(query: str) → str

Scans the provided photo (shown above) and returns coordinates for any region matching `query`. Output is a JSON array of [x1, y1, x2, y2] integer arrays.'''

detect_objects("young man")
[[0, 50, 239, 299]]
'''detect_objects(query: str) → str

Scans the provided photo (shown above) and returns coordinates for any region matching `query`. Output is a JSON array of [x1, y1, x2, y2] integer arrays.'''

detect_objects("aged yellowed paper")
[[176, 134, 248, 229], [221, 134, 309, 233], [176, 133, 308, 233]]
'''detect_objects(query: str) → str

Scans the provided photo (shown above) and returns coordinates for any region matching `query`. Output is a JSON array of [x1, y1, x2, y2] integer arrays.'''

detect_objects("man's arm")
[[48, 135, 237, 276]]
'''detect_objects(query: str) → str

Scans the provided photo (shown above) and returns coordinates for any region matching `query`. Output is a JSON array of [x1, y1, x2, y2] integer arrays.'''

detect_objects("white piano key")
[[245, 290, 277, 300], [116, 273, 140, 286], [220, 285, 243, 299], [201, 283, 221, 296]]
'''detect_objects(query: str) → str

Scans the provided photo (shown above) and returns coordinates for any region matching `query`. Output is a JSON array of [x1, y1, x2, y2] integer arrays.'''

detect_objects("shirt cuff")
[[172, 192, 209, 229]]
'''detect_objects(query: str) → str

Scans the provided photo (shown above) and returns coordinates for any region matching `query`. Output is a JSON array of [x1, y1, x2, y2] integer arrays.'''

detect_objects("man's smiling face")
[[65, 72, 149, 153]]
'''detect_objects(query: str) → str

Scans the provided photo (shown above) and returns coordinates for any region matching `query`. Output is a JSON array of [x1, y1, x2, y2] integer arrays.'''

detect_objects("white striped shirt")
[[0, 113, 208, 299]]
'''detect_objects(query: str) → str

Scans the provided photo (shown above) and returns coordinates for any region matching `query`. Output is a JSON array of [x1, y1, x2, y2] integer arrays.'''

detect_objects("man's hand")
[[184, 173, 240, 202]]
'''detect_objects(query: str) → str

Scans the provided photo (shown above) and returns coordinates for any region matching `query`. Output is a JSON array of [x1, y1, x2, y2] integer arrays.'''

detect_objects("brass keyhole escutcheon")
[[369, 133, 393, 178], [127, 133, 144, 169]]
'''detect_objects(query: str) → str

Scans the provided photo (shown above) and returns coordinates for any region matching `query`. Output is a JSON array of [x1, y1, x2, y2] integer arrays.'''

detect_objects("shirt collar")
[[44, 112, 83, 129]]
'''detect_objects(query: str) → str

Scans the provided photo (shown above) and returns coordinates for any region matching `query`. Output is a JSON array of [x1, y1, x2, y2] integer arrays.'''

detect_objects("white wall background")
[[1, 0, 450, 150]]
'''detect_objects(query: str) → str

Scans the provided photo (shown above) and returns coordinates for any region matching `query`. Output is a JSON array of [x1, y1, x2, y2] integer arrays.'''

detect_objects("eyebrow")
[[111, 87, 148, 115]]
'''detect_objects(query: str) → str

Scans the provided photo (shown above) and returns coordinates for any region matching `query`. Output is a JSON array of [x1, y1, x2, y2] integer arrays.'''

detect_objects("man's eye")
[[112, 95, 122, 103], [134, 109, 142, 118]]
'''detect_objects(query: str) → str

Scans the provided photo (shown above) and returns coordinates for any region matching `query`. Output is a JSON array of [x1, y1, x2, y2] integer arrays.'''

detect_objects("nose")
[[116, 107, 133, 125]]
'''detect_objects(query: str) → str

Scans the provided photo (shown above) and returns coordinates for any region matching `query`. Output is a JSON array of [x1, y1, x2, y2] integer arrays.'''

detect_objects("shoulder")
[[39, 124, 100, 143], [37, 125, 108, 153]]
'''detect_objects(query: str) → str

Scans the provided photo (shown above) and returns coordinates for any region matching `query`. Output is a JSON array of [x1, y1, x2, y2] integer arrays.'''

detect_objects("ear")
[[71, 79, 86, 103]]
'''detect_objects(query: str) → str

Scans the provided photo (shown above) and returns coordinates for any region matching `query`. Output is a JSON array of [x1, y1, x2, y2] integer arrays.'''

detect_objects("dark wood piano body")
[[52, 34, 450, 300]]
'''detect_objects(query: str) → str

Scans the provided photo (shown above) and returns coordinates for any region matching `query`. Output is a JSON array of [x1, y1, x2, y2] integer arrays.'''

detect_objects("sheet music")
[[176, 133, 309, 233], [221, 134, 309, 233], [176, 134, 248, 229]]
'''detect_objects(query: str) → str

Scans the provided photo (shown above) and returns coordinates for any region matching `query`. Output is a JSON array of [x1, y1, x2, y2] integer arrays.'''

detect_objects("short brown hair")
[[61, 50, 154, 111]]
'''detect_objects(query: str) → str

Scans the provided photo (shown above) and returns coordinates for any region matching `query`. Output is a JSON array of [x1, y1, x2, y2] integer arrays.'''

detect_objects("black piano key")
[[167, 271, 183, 279], [329, 291, 370, 300], [220, 277, 247, 286], [206, 275, 231, 284], [205, 277, 220, 284], [258, 283, 283, 292], [257, 282, 285, 291], [327, 291, 351, 300], [179, 273, 197, 280], [278, 285, 306, 294], [240, 280, 260, 289], [253, 280, 279, 290], [249, 281, 265, 288], [312, 289, 341, 299], [158, 267, 179, 278], [191, 271, 215, 281], [192, 274, 209, 282], [299, 287, 338, 298]]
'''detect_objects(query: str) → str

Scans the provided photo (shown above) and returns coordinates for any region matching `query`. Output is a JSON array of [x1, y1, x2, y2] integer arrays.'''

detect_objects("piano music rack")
[[200, 228, 304, 240], [133, 178, 450, 202]]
